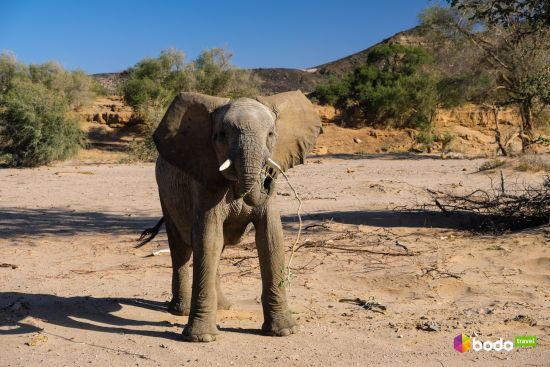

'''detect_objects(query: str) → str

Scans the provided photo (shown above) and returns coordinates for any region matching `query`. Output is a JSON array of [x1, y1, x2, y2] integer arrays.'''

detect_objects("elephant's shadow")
[[0, 292, 261, 340]]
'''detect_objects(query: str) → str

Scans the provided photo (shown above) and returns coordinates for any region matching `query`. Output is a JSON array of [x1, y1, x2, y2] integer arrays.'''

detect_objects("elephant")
[[149, 91, 322, 342]]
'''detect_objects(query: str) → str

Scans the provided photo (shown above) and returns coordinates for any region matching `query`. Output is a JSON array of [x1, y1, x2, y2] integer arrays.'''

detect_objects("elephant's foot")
[[168, 298, 190, 316], [262, 314, 298, 337], [217, 294, 232, 310], [182, 321, 219, 342]]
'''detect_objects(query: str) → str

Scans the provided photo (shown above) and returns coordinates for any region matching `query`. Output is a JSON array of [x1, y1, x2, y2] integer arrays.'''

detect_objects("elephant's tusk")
[[267, 158, 282, 171], [219, 159, 232, 171]]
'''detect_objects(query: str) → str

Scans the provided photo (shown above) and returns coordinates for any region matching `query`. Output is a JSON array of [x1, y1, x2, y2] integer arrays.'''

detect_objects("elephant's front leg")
[[183, 210, 224, 342], [254, 205, 297, 336]]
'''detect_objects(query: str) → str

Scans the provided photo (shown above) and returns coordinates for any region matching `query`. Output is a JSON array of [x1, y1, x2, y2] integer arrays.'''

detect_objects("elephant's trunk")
[[235, 135, 268, 206]]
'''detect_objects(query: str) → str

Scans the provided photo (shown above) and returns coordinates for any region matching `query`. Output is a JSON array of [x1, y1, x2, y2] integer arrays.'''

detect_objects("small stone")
[[26, 333, 48, 347], [416, 320, 440, 332], [353, 138, 362, 143], [513, 315, 536, 326]]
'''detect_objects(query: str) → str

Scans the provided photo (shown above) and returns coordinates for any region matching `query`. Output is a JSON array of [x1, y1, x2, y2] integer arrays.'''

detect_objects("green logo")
[[515, 336, 536, 347]]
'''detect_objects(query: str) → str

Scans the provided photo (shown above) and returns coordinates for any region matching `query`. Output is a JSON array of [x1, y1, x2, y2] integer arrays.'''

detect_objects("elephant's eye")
[[268, 131, 274, 138]]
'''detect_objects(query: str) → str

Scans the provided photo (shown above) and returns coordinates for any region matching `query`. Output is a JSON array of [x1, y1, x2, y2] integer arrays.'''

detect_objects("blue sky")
[[0, 0, 434, 74]]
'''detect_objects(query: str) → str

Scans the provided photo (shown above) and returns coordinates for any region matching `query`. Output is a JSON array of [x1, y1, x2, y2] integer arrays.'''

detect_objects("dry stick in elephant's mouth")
[[267, 158, 302, 288], [240, 163, 276, 198], [261, 166, 276, 193]]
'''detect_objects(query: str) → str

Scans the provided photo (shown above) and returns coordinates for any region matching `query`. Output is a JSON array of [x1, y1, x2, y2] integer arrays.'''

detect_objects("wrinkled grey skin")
[[156, 98, 296, 342]]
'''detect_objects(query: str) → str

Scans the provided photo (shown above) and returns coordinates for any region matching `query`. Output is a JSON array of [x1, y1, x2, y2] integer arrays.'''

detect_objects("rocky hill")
[[92, 71, 129, 95], [311, 27, 424, 77], [92, 27, 424, 95]]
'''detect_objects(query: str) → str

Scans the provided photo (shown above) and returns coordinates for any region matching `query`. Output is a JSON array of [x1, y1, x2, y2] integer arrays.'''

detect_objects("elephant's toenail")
[[279, 329, 291, 336]]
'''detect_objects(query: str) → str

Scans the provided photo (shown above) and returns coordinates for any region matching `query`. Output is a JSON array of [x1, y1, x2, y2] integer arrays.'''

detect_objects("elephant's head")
[[153, 91, 322, 207]]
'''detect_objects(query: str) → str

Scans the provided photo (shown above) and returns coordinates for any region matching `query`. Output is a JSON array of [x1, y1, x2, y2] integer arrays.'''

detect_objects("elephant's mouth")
[[260, 163, 277, 195], [233, 162, 277, 206]]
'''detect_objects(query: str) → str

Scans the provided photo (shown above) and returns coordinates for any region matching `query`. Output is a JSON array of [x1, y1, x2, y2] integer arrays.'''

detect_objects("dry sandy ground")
[[0, 155, 548, 366]]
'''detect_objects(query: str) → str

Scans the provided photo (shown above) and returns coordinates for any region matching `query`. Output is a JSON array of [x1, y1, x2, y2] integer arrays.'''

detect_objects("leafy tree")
[[122, 47, 259, 115], [315, 44, 438, 128], [315, 76, 351, 106], [422, 1, 550, 151], [0, 52, 27, 94], [0, 79, 84, 166], [0, 52, 94, 166], [122, 48, 189, 112], [449, 0, 549, 32], [418, 6, 496, 107], [190, 48, 259, 98], [28, 61, 95, 109]]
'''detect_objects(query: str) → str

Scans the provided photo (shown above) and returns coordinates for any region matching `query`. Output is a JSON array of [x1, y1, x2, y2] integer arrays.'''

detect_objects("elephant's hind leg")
[[163, 213, 192, 316]]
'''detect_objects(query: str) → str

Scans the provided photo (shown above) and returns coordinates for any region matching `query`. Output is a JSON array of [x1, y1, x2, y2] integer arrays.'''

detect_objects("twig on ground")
[[0, 263, 18, 269], [70, 263, 170, 274], [339, 297, 387, 314], [224, 255, 257, 266], [43, 331, 159, 363], [296, 233, 414, 256], [421, 267, 462, 279], [304, 223, 329, 231], [393, 241, 409, 253], [320, 244, 413, 256]]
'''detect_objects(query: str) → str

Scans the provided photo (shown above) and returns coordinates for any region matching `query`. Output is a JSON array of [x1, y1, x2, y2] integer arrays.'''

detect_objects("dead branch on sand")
[[295, 228, 415, 257], [421, 266, 462, 279], [339, 297, 387, 314], [70, 262, 170, 274], [425, 173, 549, 233]]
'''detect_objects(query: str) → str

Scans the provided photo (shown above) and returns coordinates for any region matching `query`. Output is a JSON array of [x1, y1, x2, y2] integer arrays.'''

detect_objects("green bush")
[[434, 132, 455, 151], [91, 79, 109, 96], [122, 48, 258, 115], [436, 73, 493, 108], [127, 107, 163, 162], [190, 48, 259, 98], [122, 49, 188, 112], [0, 80, 85, 167], [123, 77, 167, 111], [0, 52, 96, 166], [315, 44, 438, 128], [415, 123, 435, 152], [28, 61, 95, 110]]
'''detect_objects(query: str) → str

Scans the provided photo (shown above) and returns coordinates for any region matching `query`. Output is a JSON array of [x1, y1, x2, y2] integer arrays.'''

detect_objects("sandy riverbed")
[[0, 155, 548, 366]]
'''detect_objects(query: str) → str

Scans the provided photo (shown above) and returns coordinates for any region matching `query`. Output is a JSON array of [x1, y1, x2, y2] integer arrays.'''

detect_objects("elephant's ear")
[[257, 91, 322, 172], [153, 92, 230, 185]]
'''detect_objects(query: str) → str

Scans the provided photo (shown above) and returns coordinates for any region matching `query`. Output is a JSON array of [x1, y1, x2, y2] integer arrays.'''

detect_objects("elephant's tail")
[[135, 217, 165, 248]]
